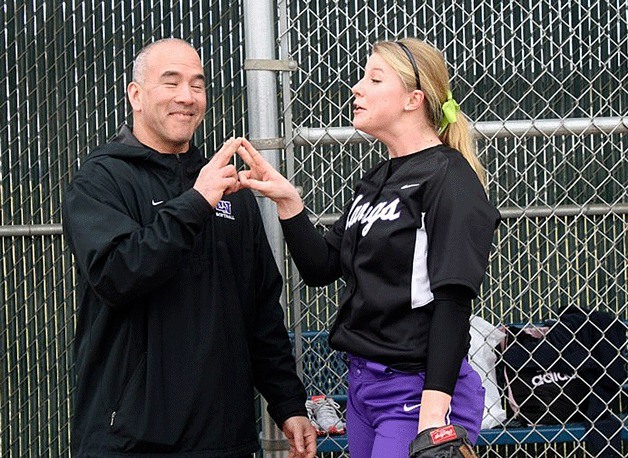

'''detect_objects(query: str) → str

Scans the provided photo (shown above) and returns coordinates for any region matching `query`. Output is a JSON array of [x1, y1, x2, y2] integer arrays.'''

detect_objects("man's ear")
[[404, 89, 424, 112], [127, 81, 142, 112]]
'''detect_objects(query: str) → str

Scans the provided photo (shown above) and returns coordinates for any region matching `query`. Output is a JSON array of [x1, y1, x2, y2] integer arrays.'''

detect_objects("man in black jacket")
[[62, 38, 316, 457]]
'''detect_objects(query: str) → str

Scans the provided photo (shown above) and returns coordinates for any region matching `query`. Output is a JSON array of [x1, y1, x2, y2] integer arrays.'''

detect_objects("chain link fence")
[[279, 1, 627, 456], [1, 0, 627, 457], [1, 1, 247, 456]]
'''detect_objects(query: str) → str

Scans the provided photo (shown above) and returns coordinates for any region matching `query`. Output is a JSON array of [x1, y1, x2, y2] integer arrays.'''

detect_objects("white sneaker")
[[305, 395, 346, 435]]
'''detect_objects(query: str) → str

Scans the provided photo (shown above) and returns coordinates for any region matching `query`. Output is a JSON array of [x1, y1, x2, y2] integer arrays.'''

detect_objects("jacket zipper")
[[175, 153, 187, 190]]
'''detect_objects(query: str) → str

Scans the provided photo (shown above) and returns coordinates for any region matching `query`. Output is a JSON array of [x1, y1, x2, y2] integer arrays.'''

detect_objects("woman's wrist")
[[417, 389, 451, 433], [277, 197, 304, 220]]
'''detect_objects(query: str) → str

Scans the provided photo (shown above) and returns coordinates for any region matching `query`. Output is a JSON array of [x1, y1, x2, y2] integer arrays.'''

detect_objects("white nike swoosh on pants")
[[403, 403, 421, 412]]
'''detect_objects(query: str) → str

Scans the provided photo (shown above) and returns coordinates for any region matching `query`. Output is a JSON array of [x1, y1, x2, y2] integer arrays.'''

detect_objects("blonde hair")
[[373, 38, 486, 186]]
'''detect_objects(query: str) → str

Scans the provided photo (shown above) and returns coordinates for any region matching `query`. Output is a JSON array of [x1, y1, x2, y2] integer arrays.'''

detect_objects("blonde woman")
[[237, 38, 500, 457]]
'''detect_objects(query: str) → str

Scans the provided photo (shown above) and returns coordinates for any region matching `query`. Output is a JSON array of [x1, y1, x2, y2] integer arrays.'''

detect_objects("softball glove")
[[408, 425, 478, 458]]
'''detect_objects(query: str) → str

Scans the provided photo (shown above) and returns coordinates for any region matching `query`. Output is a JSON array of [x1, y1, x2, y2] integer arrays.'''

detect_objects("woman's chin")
[[352, 119, 366, 133]]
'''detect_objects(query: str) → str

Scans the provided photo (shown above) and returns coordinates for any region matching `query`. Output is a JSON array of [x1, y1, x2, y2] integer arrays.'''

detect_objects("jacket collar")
[[114, 124, 145, 148]]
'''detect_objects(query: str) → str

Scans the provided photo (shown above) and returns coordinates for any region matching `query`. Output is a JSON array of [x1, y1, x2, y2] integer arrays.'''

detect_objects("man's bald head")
[[126, 39, 206, 154], [132, 38, 199, 84]]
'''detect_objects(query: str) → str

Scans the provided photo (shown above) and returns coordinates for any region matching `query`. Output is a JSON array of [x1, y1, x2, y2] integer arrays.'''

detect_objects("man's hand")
[[193, 137, 241, 208], [282, 415, 317, 458]]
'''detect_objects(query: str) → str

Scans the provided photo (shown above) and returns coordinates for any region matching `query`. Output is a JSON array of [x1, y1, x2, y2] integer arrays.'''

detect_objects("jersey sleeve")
[[280, 210, 342, 286], [424, 156, 500, 296], [424, 285, 473, 394], [323, 206, 348, 251]]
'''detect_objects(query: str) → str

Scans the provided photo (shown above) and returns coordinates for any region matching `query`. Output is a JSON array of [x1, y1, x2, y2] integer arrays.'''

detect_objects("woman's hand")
[[236, 138, 305, 219], [418, 389, 451, 432]]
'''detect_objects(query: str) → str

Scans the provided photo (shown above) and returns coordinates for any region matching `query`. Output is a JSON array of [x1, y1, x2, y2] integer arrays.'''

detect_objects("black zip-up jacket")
[[62, 126, 307, 456]]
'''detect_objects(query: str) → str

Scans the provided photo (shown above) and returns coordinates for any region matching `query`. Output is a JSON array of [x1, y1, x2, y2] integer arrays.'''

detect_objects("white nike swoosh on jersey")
[[403, 403, 421, 412], [151, 199, 164, 206], [401, 183, 421, 189]]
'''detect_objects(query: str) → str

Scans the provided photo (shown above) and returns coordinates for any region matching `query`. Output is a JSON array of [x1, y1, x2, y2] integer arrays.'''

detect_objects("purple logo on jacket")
[[215, 200, 234, 220]]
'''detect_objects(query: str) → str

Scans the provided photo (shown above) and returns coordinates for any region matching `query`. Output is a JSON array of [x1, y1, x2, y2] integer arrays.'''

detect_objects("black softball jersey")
[[282, 144, 500, 393]]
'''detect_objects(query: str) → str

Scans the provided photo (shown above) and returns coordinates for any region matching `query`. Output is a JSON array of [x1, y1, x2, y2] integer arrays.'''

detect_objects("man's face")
[[128, 41, 207, 154]]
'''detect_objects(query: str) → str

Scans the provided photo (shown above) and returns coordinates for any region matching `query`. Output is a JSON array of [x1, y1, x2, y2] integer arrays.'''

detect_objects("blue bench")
[[316, 423, 627, 452], [291, 330, 628, 453]]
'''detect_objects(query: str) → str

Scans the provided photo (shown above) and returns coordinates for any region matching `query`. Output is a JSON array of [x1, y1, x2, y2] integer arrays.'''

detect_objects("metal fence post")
[[242, 0, 290, 456]]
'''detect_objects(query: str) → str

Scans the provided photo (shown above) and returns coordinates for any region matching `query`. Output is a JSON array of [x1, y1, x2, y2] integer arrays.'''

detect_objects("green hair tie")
[[439, 90, 460, 133]]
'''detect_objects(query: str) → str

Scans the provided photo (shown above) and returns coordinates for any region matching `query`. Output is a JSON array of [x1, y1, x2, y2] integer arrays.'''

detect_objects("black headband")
[[396, 42, 421, 90]]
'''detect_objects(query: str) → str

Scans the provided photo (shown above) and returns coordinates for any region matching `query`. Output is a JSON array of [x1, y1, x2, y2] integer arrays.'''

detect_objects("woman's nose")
[[351, 80, 361, 96]]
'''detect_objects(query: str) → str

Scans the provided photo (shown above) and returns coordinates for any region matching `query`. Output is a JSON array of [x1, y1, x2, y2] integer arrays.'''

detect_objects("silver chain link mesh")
[[280, 1, 627, 457], [1, 0, 626, 456]]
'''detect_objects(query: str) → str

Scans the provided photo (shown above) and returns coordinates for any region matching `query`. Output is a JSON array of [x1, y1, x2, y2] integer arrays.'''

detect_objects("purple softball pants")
[[346, 355, 484, 458]]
